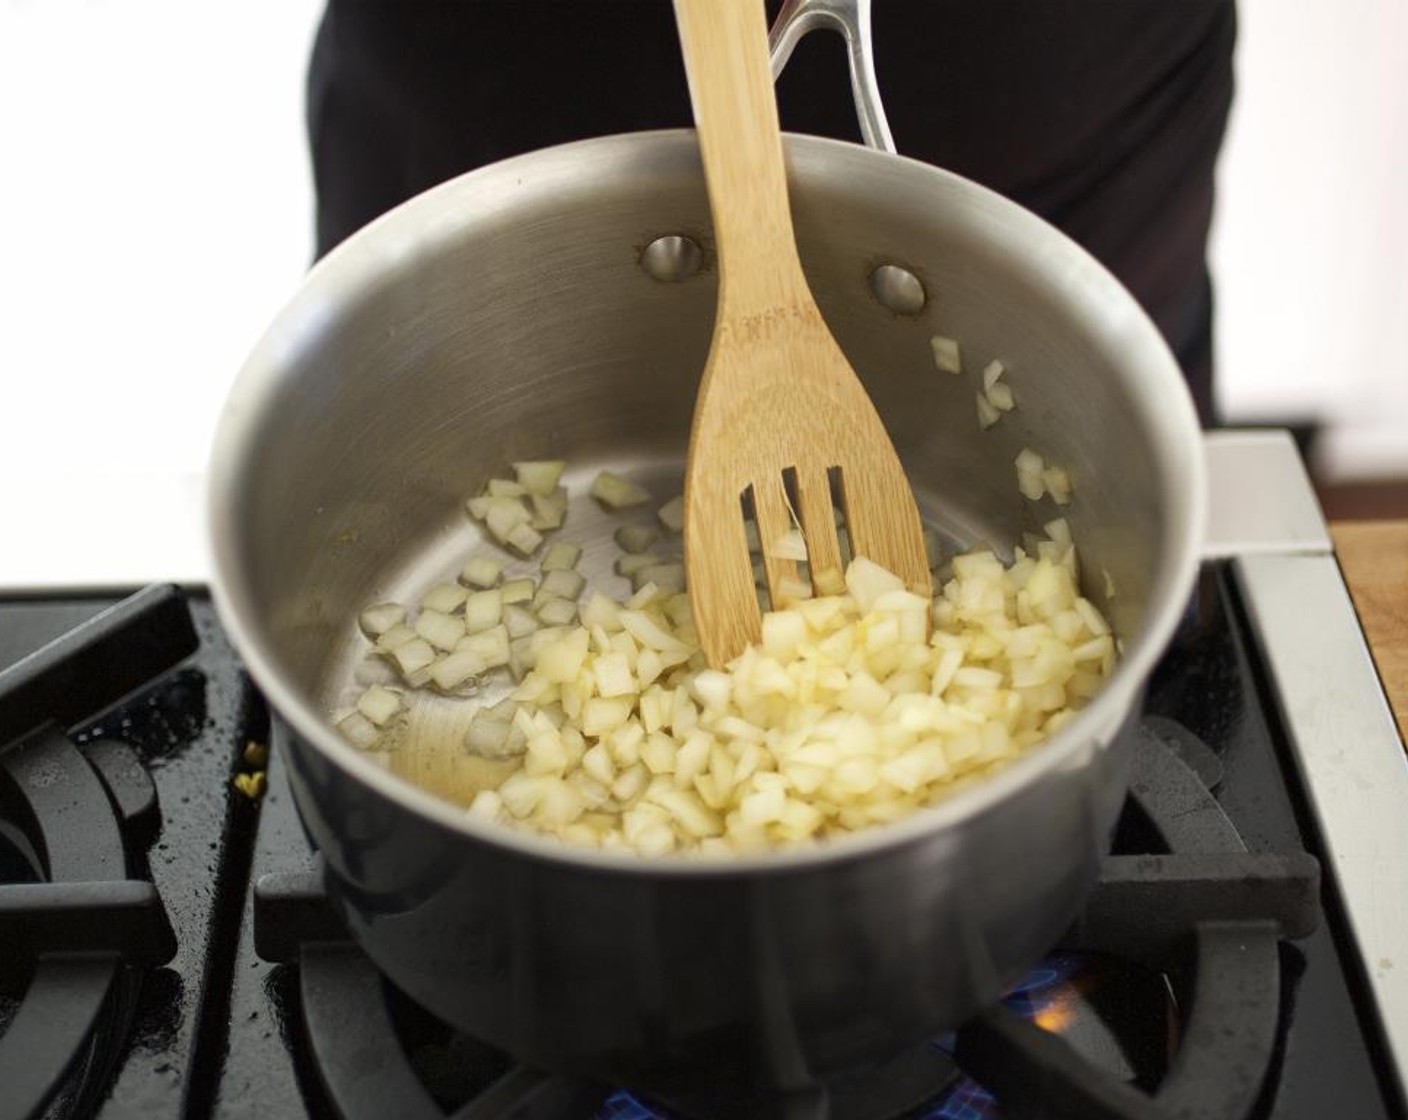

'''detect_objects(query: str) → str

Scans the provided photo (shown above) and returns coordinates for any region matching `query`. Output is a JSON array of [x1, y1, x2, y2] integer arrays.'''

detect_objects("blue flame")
[[592, 955, 1091, 1120]]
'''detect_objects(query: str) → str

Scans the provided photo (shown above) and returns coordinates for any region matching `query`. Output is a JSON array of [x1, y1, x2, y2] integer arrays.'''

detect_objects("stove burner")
[[0, 586, 194, 1118], [253, 721, 1320, 1120], [943, 726, 1319, 1120]]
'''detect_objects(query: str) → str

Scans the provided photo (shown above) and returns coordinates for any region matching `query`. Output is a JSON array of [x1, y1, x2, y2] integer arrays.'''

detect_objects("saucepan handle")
[[767, 0, 896, 155]]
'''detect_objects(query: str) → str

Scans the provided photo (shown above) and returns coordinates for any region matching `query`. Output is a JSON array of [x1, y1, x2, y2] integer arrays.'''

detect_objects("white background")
[[0, 1, 1403, 586]]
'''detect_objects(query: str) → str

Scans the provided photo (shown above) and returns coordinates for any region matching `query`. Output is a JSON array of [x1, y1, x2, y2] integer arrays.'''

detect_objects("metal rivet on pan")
[[868, 263, 927, 315], [640, 235, 704, 282]]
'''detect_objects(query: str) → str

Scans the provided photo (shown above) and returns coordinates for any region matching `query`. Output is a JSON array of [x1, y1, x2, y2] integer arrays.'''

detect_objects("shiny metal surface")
[[1201, 430, 1333, 558], [867, 262, 927, 315], [207, 128, 1203, 1089], [639, 233, 706, 283], [1234, 552, 1408, 1098], [769, 0, 895, 153]]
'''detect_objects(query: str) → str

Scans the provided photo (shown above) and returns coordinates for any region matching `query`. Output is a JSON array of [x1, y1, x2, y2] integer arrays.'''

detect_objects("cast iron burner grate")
[[0, 586, 193, 1119], [254, 717, 1320, 1120]]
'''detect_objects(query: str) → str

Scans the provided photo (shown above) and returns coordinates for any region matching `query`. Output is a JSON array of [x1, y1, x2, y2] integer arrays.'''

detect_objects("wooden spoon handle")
[[674, 0, 807, 316]]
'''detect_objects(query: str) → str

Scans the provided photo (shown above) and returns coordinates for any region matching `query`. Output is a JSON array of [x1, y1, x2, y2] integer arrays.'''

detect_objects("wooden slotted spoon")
[[675, 0, 930, 667]]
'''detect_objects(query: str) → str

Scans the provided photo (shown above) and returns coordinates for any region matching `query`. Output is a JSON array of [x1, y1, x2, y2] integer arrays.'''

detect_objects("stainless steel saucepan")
[[207, 0, 1203, 1099]]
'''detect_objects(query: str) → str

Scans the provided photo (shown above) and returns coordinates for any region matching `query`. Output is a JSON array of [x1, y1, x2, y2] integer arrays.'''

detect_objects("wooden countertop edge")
[[1330, 520, 1408, 747]]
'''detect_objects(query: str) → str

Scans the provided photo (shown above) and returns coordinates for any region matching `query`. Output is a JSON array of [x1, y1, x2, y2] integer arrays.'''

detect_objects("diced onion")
[[513, 460, 566, 497], [501, 579, 535, 604], [986, 381, 1016, 412], [657, 495, 685, 533], [530, 489, 568, 531], [336, 710, 382, 750], [460, 556, 503, 588], [541, 541, 581, 572], [357, 684, 403, 727], [1042, 467, 1072, 505], [1015, 448, 1046, 501], [930, 334, 962, 374], [358, 602, 405, 639], [616, 552, 660, 579], [635, 563, 685, 595], [976, 393, 1001, 430], [419, 582, 467, 614], [503, 603, 539, 639], [487, 478, 526, 498], [375, 623, 416, 653], [590, 470, 650, 509], [536, 596, 580, 628], [505, 523, 544, 557], [391, 639, 437, 687], [464, 589, 504, 633], [615, 524, 659, 554], [541, 568, 586, 600], [345, 450, 1117, 858], [767, 529, 808, 562], [415, 609, 465, 652]]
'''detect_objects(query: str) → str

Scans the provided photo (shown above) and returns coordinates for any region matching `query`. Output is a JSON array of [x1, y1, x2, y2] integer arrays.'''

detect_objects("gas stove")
[[1, 431, 1405, 1119]]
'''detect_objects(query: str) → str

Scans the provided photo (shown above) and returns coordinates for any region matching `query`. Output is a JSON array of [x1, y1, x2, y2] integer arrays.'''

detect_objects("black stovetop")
[[0, 568, 1403, 1120]]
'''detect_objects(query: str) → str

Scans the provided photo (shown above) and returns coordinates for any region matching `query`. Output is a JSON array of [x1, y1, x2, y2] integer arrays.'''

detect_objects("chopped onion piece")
[[415, 609, 465, 652], [513, 460, 567, 497], [657, 495, 685, 533], [482, 496, 531, 541], [420, 582, 467, 614], [353, 654, 397, 687], [616, 552, 660, 578], [845, 556, 905, 613], [541, 541, 581, 572], [930, 334, 962, 374], [982, 360, 1006, 392], [375, 623, 417, 653], [541, 568, 586, 601], [1015, 448, 1047, 501], [336, 710, 381, 750], [468, 789, 504, 820], [529, 488, 568, 531], [460, 555, 503, 588], [430, 648, 485, 692], [1042, 466, 1072, 505], [768, 529, 808, 562], [536, 596, 579, 628], [357, 685, 403, 727], [459, 624, 511, 670], [503, 603, 539, 639], [636, 563, 685, 595], [590, 470, 650, 509], [358, 602, 405, 639], [501, 579, 535, 604], [391, 639, 437, 686], [487, 478, 526, 498], [626, 582, 663, 610], [505, 523, 544, 557], [775, 575, 813, 604], [463, 589, 504, 633], [615, 524, 659, 554], [465, 709, 526, 759], [976, 393, 1001, 430], [986, 381, 1016, 412]]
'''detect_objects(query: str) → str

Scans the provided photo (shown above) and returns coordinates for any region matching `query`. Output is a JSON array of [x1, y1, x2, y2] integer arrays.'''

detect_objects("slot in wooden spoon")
[[674, 0, 930, 667]]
